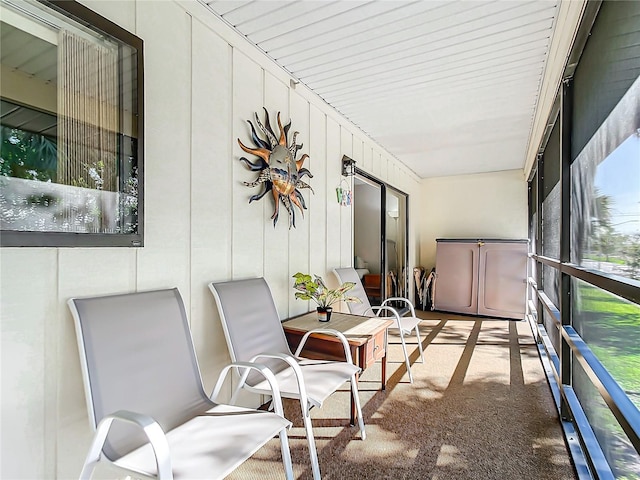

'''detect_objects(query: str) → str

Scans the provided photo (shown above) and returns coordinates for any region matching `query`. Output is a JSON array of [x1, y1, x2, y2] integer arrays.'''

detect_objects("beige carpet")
[[228, 312, 576, 480]]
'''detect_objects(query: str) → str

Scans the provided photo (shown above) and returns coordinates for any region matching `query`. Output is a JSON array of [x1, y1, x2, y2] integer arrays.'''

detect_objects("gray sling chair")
[[68, 288, 293, 480], [209, 278, 366, 480], [333, 267, 424, 384]]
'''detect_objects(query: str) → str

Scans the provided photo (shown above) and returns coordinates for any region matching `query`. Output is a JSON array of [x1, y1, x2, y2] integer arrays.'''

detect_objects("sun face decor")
[[237, 108, 313, 228]]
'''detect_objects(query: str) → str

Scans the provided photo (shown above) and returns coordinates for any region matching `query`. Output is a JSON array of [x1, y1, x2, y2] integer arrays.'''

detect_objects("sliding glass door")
[[386, 188, 408, 299], [353, 171, 408, 305]]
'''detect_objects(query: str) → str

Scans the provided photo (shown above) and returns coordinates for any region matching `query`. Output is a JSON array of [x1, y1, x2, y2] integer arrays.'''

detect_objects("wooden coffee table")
[[282, 311, 394, 425]]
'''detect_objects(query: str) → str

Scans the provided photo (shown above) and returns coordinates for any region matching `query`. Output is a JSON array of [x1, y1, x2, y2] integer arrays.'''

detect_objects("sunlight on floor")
[[226, 314, 576, 479]]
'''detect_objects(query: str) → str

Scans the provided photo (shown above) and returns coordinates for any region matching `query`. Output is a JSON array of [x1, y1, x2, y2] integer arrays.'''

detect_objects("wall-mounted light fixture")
[[341, 155, 356, 176]]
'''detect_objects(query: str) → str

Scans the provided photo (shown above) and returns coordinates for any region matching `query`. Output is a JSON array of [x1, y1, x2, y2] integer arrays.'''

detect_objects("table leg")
[[351, 371, 360, 426], [350, 345, 361, 426], [381, 351, 387, 391], [381, 328, 388, 390]]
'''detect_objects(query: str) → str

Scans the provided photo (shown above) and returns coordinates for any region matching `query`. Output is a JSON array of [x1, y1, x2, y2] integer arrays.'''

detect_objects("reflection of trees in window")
[[1, 125, 57, 181], [575, 154, 640, 279], [592, 191, 615, 262], [624, 234, 640, 280], [571, 156, 591, 264]]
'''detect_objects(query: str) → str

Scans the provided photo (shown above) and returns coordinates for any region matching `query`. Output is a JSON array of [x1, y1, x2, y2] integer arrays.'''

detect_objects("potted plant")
[[292, 272, 361, 321]]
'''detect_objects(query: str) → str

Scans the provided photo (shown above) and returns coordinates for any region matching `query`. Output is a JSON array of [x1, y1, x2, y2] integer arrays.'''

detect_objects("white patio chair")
[[68, 288, 293, 480], [333, 267, 424, 384], [209, 278, 366, 480]]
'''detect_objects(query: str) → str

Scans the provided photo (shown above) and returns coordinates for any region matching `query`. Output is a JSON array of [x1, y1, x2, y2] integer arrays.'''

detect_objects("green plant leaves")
[[292, 272, 362, 307]]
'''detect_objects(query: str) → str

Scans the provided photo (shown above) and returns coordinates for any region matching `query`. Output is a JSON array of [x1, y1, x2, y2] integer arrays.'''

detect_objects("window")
[[0, 0, 143, 246], [571, 78, 640, 278], [542, 118, 561, 350]]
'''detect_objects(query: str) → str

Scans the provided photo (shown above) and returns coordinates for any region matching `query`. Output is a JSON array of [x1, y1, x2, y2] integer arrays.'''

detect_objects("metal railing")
[[527, 261, 640, 479]]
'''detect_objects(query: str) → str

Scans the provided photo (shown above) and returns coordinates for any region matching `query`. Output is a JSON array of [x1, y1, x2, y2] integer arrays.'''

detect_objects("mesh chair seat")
[[115, 404, 288, 479], [247, 358, 360, 408]]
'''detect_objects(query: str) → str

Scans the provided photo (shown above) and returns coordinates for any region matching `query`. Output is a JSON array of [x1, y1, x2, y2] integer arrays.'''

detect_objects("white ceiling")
[[203, 0, 565, 179]]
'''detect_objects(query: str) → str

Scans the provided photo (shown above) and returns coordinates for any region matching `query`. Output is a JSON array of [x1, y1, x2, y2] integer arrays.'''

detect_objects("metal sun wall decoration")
[[237, 108, 313, 228]]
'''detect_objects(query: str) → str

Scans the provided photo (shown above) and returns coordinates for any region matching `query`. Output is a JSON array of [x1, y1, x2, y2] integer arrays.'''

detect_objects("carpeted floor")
[[228, 311, 577, 480]]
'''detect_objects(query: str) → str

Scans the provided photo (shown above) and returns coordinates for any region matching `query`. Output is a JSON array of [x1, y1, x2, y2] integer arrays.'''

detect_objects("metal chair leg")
[[398, 327, 414, 383], [351, 375, 366, 440], [415, 325, 425, 363], [278, 427, 294, 480], [301, 405, 322, 480]]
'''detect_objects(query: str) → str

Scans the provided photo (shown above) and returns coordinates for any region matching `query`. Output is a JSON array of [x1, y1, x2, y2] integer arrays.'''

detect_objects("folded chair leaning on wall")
[[209, 278, 366, 480], [333, 267, 424, 384], [68, 288, 293, 480]]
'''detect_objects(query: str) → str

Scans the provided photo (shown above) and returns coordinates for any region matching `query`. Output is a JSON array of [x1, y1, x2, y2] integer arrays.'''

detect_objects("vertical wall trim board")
[[324, 110, 329, 279], [351, 136, 356, 263], [262, 67, 267, 281], [227, 43, 233, 277], [280, 70, 290, 295], [134, 245, 139, 289], [227, 45, 235, 279], [229, 46, 235, 278], [324, 112, 329, 276], [46, 249, 61, 478], [188, 12, 193, 318], [307, 101, 312, 268]]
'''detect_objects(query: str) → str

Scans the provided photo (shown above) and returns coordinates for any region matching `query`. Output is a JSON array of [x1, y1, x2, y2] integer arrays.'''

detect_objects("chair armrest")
[[210, 361, 287, 419], [381, 297, 417, 317], [246, 352, 312, 411], [371, 305, 401, 320], [81, 410, 172, 480], [360, 306, 377, 316], [294, 328, 355, 366]]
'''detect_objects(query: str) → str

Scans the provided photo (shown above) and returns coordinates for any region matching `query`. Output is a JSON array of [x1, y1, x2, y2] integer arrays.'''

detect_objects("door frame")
[[354, 167, 409, 301]]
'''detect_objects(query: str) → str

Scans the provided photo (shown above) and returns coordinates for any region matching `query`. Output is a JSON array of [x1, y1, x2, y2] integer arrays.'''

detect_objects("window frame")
[[1, 0, 144, 247]]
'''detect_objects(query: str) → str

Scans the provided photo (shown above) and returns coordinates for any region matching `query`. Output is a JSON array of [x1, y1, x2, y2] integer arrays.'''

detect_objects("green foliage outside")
[[1, 126, 57, 181], [585, 193, 640, 280], [575, 282, 640, 477], [1, 124, 139, 234], [585, 254, 627, 266], [577, 283, 640, 402]]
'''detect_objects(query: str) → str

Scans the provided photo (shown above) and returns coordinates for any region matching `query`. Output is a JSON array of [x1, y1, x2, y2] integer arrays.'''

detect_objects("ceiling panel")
[[203, 0, 562, 178], [239, 2, 346, 37], [206, 0, 253, 16], [248, 2, 372, 44], [272, 2, 442, 63], [1, 21, 57, 85]]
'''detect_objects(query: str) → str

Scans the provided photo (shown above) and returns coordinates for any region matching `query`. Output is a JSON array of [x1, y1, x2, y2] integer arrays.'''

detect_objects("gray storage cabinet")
[[433, 239, 527, 319]]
